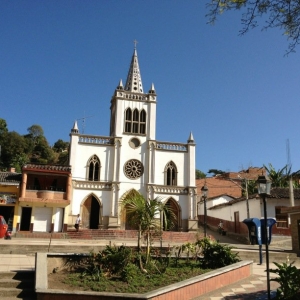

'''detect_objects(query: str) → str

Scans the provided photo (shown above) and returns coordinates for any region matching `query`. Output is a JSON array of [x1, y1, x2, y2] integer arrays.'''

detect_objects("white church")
[[69, 47, 197, 232]]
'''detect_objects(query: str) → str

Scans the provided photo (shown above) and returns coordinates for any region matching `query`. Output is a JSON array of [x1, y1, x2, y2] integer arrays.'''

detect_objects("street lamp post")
[[256, 174, 272, 300], [201, 185, 208, 237]]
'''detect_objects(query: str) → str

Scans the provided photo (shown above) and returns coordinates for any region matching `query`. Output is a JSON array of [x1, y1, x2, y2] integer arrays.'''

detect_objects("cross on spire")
[[133, 39, 138, 49]]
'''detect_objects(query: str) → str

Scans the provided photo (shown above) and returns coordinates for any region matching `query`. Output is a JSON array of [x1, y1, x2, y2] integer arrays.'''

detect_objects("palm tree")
[[122, 194, 176, 266]]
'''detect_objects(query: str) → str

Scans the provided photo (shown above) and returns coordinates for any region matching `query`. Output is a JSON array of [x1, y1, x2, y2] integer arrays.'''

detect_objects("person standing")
[[75, 214, 81, 232], [218, 220, 223, 234]]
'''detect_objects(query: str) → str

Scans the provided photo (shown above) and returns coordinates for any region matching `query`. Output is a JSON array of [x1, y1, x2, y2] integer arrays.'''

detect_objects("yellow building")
[[18, 164, 71, 232], [0, 168, 21, 232]]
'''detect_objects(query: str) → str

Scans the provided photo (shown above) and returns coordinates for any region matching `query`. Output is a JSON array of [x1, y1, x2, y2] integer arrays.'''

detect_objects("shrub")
[[196, 237, 240, 269], [101, 245, 132, 275], [270, 261, 300, 300], [121, 262, 140, 282], [81, 245, 132, 280]]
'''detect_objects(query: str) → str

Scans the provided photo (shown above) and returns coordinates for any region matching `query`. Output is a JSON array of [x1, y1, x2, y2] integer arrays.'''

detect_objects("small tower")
[[71, 121, 79, 134]]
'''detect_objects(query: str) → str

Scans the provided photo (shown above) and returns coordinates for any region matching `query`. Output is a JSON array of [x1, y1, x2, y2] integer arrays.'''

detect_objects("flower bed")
[[35, 253, 253, 300]]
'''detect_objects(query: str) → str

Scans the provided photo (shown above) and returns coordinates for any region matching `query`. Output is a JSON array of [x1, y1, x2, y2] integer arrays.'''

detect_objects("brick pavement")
[[192, 273, 279, 300]]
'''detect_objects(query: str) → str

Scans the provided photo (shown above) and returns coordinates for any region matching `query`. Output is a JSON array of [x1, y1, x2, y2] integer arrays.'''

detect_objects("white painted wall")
[[198, 196, 300, 226], [33, 207, 52, 232]]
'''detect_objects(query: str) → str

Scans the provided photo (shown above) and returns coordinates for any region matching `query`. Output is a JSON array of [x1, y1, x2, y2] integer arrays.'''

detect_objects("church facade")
[[69, 48, 197, 232]]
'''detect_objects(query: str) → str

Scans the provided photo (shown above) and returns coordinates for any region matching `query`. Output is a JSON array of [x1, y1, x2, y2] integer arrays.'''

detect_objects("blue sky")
[[1, 1, 300, 175]]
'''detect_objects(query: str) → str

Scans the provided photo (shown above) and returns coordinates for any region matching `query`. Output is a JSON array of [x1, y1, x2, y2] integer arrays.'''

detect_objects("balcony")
[[20, 185, 68, 205]]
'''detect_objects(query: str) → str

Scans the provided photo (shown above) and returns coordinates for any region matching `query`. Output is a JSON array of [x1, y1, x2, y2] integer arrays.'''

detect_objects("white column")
[[111, 139, 121, 216], [148, 99, 157, 140], [187, 143, 196, 187], [151, 143, 155, 183]]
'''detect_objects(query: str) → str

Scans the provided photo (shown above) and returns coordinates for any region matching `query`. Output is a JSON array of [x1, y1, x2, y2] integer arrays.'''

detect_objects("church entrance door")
[[82, 195, 101, 229]]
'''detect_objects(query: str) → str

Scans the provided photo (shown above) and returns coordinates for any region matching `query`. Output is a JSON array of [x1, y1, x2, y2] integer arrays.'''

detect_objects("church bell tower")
[[109, 45, 157, 141]]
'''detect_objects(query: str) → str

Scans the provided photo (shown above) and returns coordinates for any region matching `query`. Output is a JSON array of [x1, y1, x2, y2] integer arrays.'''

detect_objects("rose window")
[[124, 159, 144, 179]]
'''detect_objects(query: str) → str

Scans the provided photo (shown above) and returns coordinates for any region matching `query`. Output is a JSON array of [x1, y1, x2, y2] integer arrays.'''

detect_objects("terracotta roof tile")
[[22, 164, 71, 173], [269, 187, 300, 199], [196, 178, 242, 198], [0, 172, 22, 184]]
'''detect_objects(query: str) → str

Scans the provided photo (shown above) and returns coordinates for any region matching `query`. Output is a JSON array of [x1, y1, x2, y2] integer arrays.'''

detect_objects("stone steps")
[[15, 229, 198, 243], [0, 271, 36, 300]]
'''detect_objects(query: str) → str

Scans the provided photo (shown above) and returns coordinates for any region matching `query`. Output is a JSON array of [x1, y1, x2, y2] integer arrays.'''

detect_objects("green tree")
[[24, 124, 56, 164], [207, 0, 300, 53], [208, 169, 225, 176], [53, 139, 69, 152], [122, 194, 175, 267], [0, 131, 28, 171], [241, 179, 257, 196], [33, 136, 56, 164], [196, 169, 206, 179], [52, 139, 70, 165], [263, 163, 291, 187], [0, 118, 8, 136], [26, 124, 44, 142], [0, 118, 9, 167]]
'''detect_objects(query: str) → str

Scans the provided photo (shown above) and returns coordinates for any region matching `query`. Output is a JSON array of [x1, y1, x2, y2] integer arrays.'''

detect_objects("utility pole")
[[245, 178, 249, 219], [286, 139, 295, 207], [236, 175, 250, 218]]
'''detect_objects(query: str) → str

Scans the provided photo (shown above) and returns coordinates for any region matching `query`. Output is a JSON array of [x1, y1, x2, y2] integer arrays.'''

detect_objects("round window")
[[129, 138, 141, 149], [124, 159, 144, 179]]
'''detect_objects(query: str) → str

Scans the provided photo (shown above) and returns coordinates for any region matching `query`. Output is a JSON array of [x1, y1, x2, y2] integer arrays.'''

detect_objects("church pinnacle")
[[124, 41, 144, 93]]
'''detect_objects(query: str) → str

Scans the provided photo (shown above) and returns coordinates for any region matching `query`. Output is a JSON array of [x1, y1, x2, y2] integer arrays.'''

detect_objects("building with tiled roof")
[[196, 167, 266, 200], [18, 164, 72, 232], [218, 167, 266, 181], [196, 177, 242, 199], [199, 187, 299, 240], [0, 171, 21, 185]]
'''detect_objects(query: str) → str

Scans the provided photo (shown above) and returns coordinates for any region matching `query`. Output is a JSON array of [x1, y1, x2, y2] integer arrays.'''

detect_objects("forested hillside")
[[0, 118, 69, 172]]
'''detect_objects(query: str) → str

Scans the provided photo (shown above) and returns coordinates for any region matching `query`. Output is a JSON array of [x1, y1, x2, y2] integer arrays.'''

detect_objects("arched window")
[[123, 108, 147, 135], [140, 110, 146, 134], [88, 155, 101, 181], [125, 108, 132, 133], [132, 109, 139, 133], [165, 161, 177, 186]]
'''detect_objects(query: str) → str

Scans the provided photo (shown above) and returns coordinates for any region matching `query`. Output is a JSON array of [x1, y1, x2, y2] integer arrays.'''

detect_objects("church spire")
[[125, 41, 144, 93]]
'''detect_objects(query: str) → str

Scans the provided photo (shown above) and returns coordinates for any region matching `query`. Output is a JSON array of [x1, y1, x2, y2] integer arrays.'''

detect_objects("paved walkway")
[[192, 262, 281, 300], [191, 228, 296, 299], [0, 253, 35, 272], [0, 228, 298, 299]]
